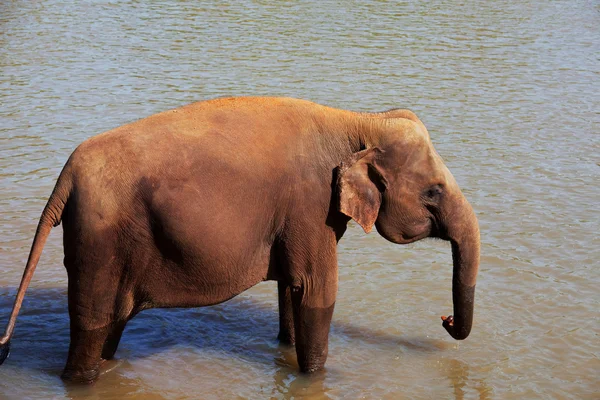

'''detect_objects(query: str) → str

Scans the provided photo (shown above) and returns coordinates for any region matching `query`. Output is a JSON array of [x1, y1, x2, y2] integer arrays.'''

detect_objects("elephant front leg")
[[280, 217, 340, 373], [290, 279, 336, 373], [277, 281, 295, 345]]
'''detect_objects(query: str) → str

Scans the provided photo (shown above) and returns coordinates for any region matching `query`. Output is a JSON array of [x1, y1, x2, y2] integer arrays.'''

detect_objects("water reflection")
[[272, 349, 329, 400], [441, 358, 492, 400], [63, 360, 169, 400]]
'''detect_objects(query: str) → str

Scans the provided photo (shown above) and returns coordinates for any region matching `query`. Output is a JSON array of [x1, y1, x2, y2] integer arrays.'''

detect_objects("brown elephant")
[[0, 97, 480, 382]]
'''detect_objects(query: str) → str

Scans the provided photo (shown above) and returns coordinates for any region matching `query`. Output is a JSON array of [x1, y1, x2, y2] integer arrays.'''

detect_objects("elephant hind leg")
[[277, 281, 295, 346], [62, 323, 112, 383], [101, 320, 128, 361], [63, 297, 136, 382]]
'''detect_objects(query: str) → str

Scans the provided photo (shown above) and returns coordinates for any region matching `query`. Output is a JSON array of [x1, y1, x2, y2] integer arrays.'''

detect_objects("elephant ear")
[[337, 147, 387, 233]]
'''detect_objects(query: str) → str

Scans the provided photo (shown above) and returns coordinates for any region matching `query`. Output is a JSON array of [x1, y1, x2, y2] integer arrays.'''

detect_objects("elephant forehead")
[[386, 117, 431, 142], [378, 145, 451, 189], [378, 138, 432, 169]]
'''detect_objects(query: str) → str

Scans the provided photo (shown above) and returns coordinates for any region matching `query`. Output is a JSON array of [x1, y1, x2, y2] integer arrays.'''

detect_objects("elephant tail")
[[0, 166, 73, 365]]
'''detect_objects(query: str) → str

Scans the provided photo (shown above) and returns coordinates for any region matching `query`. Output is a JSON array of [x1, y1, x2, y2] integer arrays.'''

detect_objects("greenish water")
[[0, 1, 598, 398]]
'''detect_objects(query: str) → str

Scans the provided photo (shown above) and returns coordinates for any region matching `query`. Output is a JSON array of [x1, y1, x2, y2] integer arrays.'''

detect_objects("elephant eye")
[[424, 184, 444, 200]]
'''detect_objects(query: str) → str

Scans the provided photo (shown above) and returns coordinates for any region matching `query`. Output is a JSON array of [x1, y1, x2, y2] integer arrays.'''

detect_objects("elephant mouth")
[[376, 219, 432, 244], [399, 229, 431, 244], [428, 215, 446, 239]]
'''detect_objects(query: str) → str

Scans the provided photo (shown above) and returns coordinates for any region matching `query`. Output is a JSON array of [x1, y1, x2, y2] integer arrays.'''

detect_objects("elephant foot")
[[0, 341, 10, 365], [61, 367, 100, 384], [277, 331, 295, 346], [299, 360, 326, 374]]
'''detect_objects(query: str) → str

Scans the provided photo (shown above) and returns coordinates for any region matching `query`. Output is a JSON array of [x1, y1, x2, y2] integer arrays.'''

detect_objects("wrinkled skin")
[[0, 97, 479, 382]]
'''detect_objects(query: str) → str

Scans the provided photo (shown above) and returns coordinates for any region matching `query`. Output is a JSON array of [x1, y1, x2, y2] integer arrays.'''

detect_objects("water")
[[0, 1, 598, 398]]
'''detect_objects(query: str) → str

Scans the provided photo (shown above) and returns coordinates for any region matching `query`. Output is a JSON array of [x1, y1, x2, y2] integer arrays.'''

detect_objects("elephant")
[[0, 97, 480, 383]]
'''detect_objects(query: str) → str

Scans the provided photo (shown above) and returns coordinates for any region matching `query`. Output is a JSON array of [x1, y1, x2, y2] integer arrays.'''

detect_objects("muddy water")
[[0, 1, 598, 398]]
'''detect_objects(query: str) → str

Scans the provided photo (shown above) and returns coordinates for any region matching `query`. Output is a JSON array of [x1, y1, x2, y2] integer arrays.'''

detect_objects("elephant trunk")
[[442, 195, 480, 340]]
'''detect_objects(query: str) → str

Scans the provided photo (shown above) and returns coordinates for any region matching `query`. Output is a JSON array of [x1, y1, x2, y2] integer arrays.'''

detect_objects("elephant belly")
[[138, 197, 277, 309], [141, 242, 273, 309]]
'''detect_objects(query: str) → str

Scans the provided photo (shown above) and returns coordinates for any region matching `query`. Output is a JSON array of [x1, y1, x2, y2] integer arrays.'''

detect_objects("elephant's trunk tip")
[[0, 340, 9, 365], [441, 315, 471, 340]]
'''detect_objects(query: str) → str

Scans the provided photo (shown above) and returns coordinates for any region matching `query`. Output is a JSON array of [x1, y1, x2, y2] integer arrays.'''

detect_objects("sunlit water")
[[0, 1, 598, 399]]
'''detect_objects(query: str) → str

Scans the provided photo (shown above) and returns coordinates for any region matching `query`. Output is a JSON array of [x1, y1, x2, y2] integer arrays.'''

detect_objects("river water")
[[0, 1, 598, 399]]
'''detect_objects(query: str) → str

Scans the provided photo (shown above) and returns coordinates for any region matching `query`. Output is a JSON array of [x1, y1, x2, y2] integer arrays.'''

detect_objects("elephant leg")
[[61, 254, 122, 383], [290, 278, 336, 373], [101, 320, 127, 361], [62, 322, 111, 383], [277, 281, 295, 345], [283, 225, 338, 373]]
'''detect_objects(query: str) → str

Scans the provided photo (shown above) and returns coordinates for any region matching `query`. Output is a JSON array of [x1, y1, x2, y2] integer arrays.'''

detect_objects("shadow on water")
[[0, 287, 456, 398]]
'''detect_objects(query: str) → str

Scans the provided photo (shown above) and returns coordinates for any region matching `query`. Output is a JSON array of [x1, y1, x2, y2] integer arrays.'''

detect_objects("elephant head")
[[337, 118, 480, 340]]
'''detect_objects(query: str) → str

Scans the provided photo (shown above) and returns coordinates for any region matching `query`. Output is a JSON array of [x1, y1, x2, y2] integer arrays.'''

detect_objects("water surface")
[[0, 1, 598, 398]]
